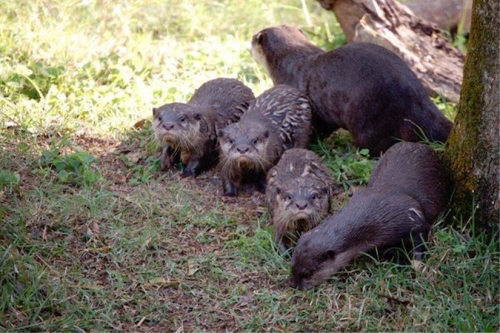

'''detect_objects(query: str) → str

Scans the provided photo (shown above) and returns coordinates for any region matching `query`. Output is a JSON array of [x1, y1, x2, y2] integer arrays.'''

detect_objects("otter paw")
[[160, 147, 175, 170], [222, 190, 237, 197], [180, 169, 195, 178], [222, 181, 238, 196]]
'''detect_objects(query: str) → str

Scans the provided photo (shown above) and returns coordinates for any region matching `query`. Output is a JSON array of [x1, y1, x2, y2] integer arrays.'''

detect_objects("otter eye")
[[229, 138, 235, 144], [179, 116, 186, 122], [301, 268, 313, 279], [311, 193, 318, 200], [252, 138, 258, 145], [321, 250, 336, 262], [286, 194, 292, 201], [157, 116, 162, 122]]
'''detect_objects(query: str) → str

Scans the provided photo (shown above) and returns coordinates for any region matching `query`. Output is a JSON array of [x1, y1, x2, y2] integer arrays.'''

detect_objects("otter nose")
[[237, 146, 249, 154], [289, 276, 303, 290], [162, 122, 175, 130], [295, 201, 308, 210]]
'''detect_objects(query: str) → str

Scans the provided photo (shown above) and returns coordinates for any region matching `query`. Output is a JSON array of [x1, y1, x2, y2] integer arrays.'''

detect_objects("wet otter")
[[290, 142, 451, 290], [266, 148, 333, 252], [251, 25, 453, 155], [152, 78, 254, 177], [218, 85, 312, 196]]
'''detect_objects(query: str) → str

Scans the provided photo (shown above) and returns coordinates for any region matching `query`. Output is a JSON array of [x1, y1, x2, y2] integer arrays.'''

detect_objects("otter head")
[[271, 178, 330, 251], [218, 120, 276, 179], [152, 103, 204, 151], [250, 25, 322, 86], [289, 217, 358, 290]]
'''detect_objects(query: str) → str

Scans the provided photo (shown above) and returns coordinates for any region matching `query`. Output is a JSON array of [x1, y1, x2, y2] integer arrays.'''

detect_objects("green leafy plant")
[[0, 170, 20, 189], [37, 149, 101, 186], [0, 60, 65, 100], [120, 154, 160, 185], [313, 135, 377, 188]]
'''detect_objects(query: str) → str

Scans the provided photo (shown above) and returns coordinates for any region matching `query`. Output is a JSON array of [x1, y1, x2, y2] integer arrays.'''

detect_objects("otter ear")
[[194, 113, 202, 120], [275, 186, 281, 195], [321, 250, 335, 262], [255, 31, 264, 44], [320, 186, 329, 195], [263, 130, 269, 138], [218, 129, 225, 138], [152, 107, 158, 117], [408, 208, 425, 224]]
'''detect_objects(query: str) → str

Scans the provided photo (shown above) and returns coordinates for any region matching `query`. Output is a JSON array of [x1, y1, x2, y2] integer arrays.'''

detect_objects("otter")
[[218, 85, 312, 196], [290, 142, 451, 290], [266, 148, 333, 253], [251, 25, 453, 155], [152, 78, 254, 177]]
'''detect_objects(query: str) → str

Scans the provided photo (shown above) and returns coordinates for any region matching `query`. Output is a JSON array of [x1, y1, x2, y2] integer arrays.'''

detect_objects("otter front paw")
[[181, 160, 200, 178], [222, 180, 238, 197], [160, 146, 175, 171], [256, 178, 267, 193]]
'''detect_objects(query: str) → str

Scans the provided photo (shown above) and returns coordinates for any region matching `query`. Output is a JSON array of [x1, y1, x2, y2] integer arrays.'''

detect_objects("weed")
[[312, 133, 376, 189], [36, 149, 101, 186], [0, 170, 20, 189]]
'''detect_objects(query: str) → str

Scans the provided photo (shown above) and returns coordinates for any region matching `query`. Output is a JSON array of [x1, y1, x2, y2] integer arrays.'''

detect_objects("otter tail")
[[401, 101, 453, 144]]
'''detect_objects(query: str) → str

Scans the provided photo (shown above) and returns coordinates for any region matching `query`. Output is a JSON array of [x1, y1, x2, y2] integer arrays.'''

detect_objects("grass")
[[0, 0, 497, 332]]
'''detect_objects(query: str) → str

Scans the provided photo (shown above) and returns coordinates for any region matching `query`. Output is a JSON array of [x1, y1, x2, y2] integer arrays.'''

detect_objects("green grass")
[[1, 0, 497, 332]]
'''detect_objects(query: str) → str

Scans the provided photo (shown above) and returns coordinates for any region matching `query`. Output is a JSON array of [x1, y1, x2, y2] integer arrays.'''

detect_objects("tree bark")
[[446, 0, 499, 232], [316, 0, 465, 103]]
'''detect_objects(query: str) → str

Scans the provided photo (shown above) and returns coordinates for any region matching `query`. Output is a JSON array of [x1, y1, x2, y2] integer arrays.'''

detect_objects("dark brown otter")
[[251, 25, 453, 155], [152, 78, 254, 177], [266, 148, 333, 253], [290, 142, 451, 290], [218, 85, 312, 196]]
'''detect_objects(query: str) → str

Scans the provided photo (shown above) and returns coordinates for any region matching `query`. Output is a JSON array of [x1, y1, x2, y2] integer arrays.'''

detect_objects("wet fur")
[[218, 85, 312, 196], [290, 142, 451, 290], [152, 78, 254, 177], [266, 148, 332, 251], [251, 25, 453, 154]]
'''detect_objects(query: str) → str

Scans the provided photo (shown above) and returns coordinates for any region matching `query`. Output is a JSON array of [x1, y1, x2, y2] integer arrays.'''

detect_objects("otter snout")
[[289, 275, 302, 290], [236, 145, 251, 154], [295, 200, 308, 210], [162, 121, 175, 130]]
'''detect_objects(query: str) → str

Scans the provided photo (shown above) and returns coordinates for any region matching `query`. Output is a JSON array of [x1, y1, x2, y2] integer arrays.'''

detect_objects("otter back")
[[266, 148, 333, 252], [368, 142, 451, 220], [251, 25, 453, 154], [152, 78, 254, 177], [289, 142, 451, 290], [218, 85, 312, 196]]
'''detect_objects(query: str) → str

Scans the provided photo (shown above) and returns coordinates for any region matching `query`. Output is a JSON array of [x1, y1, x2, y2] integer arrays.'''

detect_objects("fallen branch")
[[316, 0, 465, 102]]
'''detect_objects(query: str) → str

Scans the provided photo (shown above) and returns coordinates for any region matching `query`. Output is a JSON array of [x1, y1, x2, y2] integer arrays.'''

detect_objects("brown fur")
[[290, 142, 451, 290], [266, 148, 333, 252], [152, 78, 254, 177], [218, 85, 312, 196], [251, 25, 453, 155]]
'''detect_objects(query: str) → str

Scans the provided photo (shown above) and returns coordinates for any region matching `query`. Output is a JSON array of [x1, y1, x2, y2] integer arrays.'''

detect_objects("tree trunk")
[[316, 0, 465, 103], [446, 0, 499, 232]]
